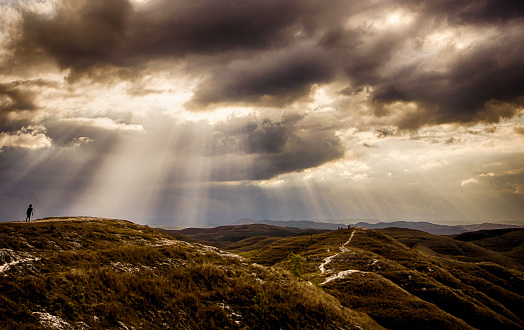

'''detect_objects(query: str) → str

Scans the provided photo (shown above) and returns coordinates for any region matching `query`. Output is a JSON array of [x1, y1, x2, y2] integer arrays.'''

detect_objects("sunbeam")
[[1, 0, 523, 226]]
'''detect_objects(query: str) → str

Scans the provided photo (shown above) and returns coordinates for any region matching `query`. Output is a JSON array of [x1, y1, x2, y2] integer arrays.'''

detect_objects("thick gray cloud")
[[251, 128, 344, 180], [10, 0, 524, 127], [14, 0, 340, 104], [247, 114, 345, 179], [370, 31, 524, 129], [15, 0, 324, 69], [17, 0, 131, 70], [427, 0, 524, 24], [0, 83, 35, 112], [0, 81, 39, 130], [127, 0, 318, 56], [247, 119, 291, 155], [207, 114, 345, 180], [187, 46, 337, 108], [333, 1, 524, 128]]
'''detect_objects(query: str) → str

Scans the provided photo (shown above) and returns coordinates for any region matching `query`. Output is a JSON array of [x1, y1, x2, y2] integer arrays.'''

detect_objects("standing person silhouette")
[[26, 204, 33, 222]]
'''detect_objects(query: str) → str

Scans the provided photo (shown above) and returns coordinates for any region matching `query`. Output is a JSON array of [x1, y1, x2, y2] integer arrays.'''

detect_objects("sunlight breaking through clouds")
[[0, 125, 51, 151], [0, 0, 523, 225]]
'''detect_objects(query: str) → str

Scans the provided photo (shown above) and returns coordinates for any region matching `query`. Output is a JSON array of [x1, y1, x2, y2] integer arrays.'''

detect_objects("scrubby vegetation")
[[240, 227, 524, 329], [0, 218, 380, 329]]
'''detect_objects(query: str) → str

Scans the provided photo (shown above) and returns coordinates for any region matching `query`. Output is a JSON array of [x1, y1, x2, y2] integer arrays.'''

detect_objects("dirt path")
[[319, 229, 356, 274], [319, 229, 365, 285]]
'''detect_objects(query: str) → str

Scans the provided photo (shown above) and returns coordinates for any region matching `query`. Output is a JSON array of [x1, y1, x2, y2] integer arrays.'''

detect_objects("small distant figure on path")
[[26, 204, 33, 222]]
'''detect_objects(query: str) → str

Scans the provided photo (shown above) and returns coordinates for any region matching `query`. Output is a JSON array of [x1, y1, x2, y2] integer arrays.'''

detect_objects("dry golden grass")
[[243, 227, 524, 329], [0, 218, 381, 329], [3, 219, 522, 329]]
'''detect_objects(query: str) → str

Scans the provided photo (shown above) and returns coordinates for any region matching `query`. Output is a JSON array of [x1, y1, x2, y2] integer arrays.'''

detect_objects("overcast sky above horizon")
[[1, 0, 523, 226]]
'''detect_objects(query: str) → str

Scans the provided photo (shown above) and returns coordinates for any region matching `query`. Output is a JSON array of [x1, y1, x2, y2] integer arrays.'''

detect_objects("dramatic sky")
[[1, 0, 523, 226]]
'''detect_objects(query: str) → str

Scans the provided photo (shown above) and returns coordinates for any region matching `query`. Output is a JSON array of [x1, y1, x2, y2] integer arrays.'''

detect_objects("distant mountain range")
[[234, 218, 522, 235], [234, 218, 346, 230]]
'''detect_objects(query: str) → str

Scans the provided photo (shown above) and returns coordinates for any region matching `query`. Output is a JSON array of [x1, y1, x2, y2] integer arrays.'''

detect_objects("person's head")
[[29, 204, 32, 207]]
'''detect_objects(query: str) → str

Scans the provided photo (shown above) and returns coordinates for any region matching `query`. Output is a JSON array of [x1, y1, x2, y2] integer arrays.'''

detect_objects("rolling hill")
[[0, 217, 380, 329], [453, 228, 524, 264], [176, 224, 524, 329], [1, 218, 523, 329], [164, 224, 330, 253], [243, 227, 524, 329]]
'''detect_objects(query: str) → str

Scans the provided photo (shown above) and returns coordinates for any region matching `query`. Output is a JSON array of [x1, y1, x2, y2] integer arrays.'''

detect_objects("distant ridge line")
[[233, 218, 522, 235]]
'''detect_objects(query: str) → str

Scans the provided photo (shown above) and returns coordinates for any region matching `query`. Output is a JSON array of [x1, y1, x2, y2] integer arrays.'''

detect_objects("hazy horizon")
[[1, 0, 523, 226], [4, 215, 522, 229]]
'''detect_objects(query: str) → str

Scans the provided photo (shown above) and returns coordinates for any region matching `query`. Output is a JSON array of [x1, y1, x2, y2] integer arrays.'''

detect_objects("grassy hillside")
[[453, 228, 524, 265], [165, 224, 329, 253], [0, 218, 381, 330], [3, 218, 523, 329], [379, 227, 523, 268], [169, 224, 326, 241], [245, 227, 524, 330]]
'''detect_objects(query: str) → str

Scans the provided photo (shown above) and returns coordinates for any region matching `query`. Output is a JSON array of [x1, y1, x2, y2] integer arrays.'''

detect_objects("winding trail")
[[319, 229, 363, 285]]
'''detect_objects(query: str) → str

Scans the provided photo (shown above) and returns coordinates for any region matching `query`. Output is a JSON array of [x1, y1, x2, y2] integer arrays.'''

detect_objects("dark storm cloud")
[[15, 0, 325, 72], [17, 0, 132, 70], [371, 31, 524, 129], [13, 0, 340, 105], [0, 83, 35, 111], [127, 0, 318, 56], [251, 128, 344, 179], [427, 0, 524, 24], [375, 128, 397, 138], [336, 1, 524, 128], [187, 46, 337, 108], [0, 81, 38, 130], [10, 0, 524, 127], [246, 119, 290, 154], [208, 114, 345, 180]]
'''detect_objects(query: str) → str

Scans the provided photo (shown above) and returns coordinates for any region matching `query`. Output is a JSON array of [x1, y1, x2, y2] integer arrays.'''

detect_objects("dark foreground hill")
[[0, 217, 380, 329]]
